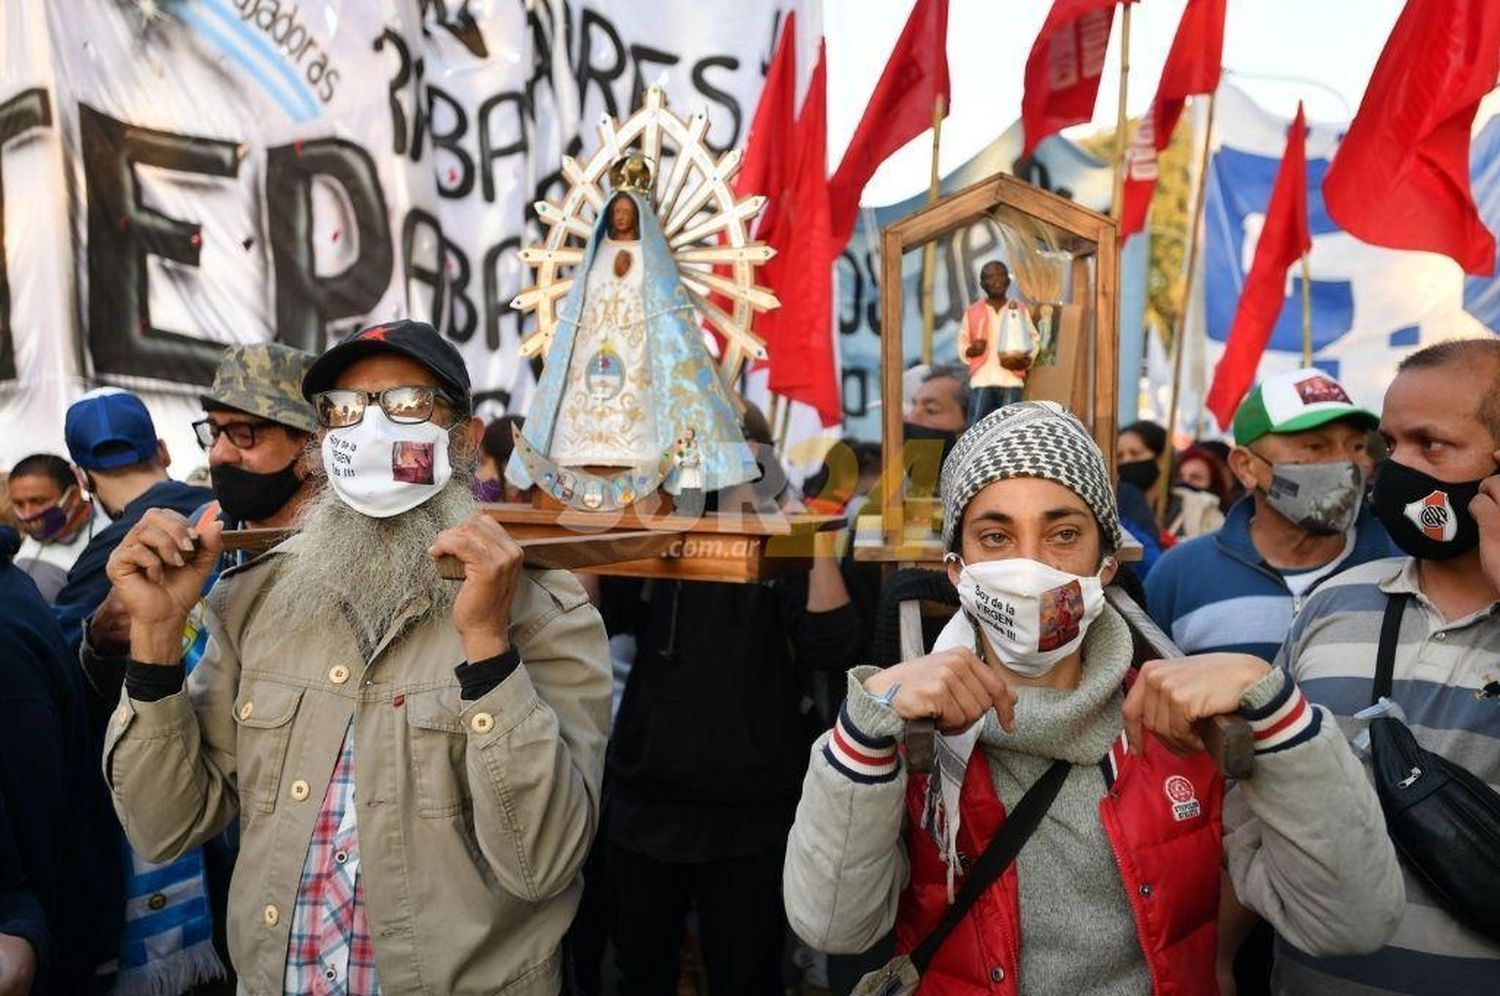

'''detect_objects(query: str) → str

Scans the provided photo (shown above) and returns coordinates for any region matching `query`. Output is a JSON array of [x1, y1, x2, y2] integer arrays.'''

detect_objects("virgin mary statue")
[[507, 153, 758, 511]]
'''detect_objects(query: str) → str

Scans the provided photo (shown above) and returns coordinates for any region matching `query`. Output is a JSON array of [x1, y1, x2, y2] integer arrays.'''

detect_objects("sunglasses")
[[312, 385, 459, 429], [193, 418, 279, 450]]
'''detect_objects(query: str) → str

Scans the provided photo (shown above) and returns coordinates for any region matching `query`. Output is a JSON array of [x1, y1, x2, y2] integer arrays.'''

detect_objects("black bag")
[[1368, 594, 1500, 941]]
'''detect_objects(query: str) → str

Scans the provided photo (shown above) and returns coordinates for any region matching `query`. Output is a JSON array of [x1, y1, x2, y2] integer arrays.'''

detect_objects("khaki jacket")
[[103, 540, 612, 995]]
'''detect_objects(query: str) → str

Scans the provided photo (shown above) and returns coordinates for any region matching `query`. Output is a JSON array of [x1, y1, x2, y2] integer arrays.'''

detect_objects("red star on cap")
[[360, 325, 391, 342]]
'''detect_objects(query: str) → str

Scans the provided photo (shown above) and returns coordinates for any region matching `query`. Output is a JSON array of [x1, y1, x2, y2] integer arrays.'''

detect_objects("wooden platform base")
[[482, 504, 846, 583]]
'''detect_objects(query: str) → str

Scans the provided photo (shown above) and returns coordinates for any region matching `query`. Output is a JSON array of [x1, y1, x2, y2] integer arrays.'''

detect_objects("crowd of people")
[[1, 321, 1497, 996]]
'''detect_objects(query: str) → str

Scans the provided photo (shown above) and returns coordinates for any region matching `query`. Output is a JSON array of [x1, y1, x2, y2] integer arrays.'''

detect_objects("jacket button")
[[990, 966, 1006, 983], [263, 904, 279, 927], [329, 665, 350, 684], [1139, 884, 1154, 898], [289, 779, 310, 802], [470, 712, 495, 734], [237, 701, 254, 721], [115, 705, 130, 725]]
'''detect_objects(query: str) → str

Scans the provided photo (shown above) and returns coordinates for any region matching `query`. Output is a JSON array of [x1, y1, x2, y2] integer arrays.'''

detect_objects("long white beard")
[[270, 435, 478, 644]]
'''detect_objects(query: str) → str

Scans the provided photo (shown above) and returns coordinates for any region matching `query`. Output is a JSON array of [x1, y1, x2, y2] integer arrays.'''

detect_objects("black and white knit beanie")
[[939, 401, 1121, 551]]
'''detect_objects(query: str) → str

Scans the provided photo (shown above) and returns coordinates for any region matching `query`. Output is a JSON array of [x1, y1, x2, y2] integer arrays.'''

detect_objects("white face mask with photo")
[[950, 556, 1110, 677], [321, 408, 452, 518]]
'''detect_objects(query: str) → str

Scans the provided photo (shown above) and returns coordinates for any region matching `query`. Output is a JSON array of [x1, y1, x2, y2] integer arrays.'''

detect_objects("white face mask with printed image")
[[321, 408, 452, 518], [949, 556, 1110, 677]]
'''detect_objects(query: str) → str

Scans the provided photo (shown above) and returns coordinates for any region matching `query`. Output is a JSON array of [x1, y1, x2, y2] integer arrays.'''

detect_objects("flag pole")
[[1157, 90, 1218, 517], [1110, 0, 1133, 219], [1299, 253, 1313, 365], [920, 95, 946, 366]]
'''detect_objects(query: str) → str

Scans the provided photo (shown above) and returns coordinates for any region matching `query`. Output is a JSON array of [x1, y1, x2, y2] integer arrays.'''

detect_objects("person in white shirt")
[[9, 453, 107, 603], [956, 261, 1041, 424]]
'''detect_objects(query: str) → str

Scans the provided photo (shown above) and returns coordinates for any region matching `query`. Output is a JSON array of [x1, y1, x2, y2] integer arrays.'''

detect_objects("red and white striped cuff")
[[823, 703, 901, 784], [1242, 678, 1321, 755]]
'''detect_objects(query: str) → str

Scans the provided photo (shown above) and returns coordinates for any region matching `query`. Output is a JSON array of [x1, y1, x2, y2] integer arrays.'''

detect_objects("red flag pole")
[[920, 95, 946, 366], [1299, 252, 1313, 365], [1158, 90, 1218, 516], [1110, 1, 1133, 220]]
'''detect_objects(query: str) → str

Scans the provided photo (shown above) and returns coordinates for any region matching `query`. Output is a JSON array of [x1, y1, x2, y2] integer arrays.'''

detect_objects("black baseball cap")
[[302, 320, 471, 409]]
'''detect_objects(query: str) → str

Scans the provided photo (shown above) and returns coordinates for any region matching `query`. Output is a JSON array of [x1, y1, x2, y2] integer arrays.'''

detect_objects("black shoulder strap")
[[1373, 593, 1410, 705], [910, 758, 1070, 972]]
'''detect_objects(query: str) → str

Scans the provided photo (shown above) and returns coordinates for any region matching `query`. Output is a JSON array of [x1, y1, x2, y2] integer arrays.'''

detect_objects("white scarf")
[[919, 606, 1132, 899]]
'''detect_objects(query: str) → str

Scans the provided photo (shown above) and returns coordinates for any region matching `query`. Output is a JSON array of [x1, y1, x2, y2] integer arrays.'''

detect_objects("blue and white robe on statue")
[[507, 191, 757, 499]]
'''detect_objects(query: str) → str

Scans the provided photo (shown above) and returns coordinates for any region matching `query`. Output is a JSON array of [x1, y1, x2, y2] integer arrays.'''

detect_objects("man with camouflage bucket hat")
[[80, 342, 320, 995], [87, 341, 319, 681], [193, 341, 319, 527]]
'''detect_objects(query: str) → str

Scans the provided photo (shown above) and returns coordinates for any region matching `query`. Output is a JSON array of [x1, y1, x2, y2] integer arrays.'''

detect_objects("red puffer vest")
[[893, 734, 1224, 995]]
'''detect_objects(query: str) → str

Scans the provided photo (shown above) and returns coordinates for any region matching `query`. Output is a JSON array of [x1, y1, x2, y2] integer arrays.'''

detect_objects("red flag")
[[705, 14, 797, 356], [1206, 104, 1311, 428], [1322, 0, 1500, 276], [827, 0, 949, 244], [735, 13, 798, 217], [1021, 0, 1117, 158], [1120, 0, 1225, 237], [762, 43, 841, 426]]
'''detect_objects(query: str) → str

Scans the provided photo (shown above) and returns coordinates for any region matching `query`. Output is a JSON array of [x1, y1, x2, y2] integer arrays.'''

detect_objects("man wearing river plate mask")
[[784, 400, 1402, 995], [1269, 338, 1500, 995], [99, 320, 612, 994]]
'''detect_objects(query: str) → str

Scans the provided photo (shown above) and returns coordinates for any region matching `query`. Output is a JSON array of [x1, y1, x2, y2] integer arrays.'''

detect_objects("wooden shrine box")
[[858, 172, 1121, 565]]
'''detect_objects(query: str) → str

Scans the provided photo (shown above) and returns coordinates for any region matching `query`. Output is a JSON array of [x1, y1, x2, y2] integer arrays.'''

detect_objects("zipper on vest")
[[1099, 792, 1161, 992]]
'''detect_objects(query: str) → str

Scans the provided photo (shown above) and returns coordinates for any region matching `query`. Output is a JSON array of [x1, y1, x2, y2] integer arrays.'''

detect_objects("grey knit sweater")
[[973, 608, 1148, 995], [784, 605, 1405, 994]]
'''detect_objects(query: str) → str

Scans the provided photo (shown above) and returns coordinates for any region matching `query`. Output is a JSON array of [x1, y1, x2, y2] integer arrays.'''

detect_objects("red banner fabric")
[[1021, 0, 1117, 159], [1322, 0, 1500, 276], [827, 0, 950, 245], [1120, 0, 1225, 237], [1206, 104, 1311, 428]]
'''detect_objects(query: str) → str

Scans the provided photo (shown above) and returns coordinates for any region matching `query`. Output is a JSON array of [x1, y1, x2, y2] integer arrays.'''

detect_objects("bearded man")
[[100, 320, 613, 994]]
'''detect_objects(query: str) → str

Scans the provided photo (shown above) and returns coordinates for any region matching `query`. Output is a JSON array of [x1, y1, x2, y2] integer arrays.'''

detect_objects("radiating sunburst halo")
[[511, 84, 779, 388]]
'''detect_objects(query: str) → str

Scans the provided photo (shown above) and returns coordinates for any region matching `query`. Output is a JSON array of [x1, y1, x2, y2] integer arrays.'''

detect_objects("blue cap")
[[65, 388, 159, 470]]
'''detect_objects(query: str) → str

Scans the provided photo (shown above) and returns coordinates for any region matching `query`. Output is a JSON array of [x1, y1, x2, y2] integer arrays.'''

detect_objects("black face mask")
[[1370, 459, 1485, 561], [1118, 458, 1160, 492], [903, 422, 959, 459], [211, 459, 304, 524], [903, 423, 959, 495]]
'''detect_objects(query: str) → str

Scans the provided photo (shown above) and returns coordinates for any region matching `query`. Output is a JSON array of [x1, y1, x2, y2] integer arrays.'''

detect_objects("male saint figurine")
[[957, 260, 1040, 424]]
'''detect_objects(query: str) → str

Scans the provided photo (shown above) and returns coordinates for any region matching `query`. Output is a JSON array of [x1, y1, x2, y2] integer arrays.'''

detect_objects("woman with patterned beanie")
[[783, 401, 1404, 995]]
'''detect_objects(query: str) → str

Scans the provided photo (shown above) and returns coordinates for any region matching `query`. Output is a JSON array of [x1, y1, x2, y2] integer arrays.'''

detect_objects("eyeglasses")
[[312, 386, 458, 429], [193, 418, 278, 450]]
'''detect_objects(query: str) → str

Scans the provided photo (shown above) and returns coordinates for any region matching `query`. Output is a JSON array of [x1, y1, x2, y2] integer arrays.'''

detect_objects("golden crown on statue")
[[608, 152, 655, 195]]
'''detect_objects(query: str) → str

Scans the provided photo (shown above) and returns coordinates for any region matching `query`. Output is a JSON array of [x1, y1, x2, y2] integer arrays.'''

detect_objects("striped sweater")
[[1273, 556, 1500, 995], [1145, 498, 1397, 661]]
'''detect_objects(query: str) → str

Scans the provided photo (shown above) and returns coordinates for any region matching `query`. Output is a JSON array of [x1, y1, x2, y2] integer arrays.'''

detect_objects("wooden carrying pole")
[[217, 528, 684, 579], [1110, 0, 1132, 220], [1158, 91, 1218, 516], [920, 95, 946, 366]]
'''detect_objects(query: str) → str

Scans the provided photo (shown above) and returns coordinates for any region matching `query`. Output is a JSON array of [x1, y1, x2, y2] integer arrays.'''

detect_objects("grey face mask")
[[1257, 457, 1365, 534]]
